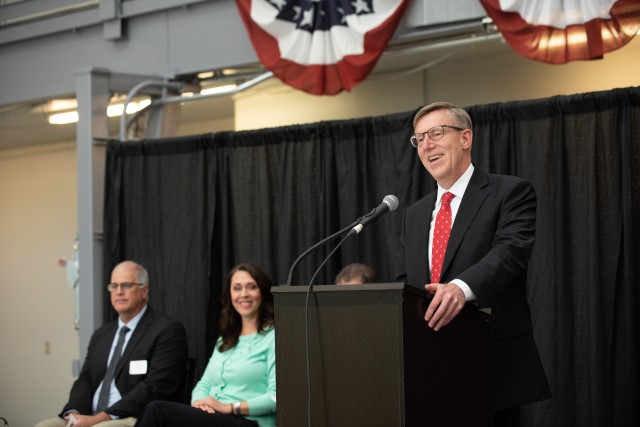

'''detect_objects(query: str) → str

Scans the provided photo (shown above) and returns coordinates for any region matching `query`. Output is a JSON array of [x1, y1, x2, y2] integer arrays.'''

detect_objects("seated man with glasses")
[[35, 261, 188, 427]]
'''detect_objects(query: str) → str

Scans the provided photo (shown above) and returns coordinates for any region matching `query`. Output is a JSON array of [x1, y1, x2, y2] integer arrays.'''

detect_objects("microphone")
[[349, 195, 399, 236]]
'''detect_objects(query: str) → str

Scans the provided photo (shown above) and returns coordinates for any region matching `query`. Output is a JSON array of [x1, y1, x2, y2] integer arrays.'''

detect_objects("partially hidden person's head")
[[335, 263, 376, 285], [221, 262, 274, 333], [108, 260, 149, 322], [411, 102, 474, 190]]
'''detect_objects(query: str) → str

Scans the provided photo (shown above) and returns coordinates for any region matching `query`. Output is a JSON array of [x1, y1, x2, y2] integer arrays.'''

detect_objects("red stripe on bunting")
[[480, 0, 640, 64]]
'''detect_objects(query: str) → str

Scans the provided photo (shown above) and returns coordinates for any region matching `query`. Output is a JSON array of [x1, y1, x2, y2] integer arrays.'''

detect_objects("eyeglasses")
[[107, 282, 145, 292], [409, 125, 465, 147]]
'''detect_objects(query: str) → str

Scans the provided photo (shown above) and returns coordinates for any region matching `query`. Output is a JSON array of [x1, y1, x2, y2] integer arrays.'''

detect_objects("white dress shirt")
[[428, 164, 477, 301]]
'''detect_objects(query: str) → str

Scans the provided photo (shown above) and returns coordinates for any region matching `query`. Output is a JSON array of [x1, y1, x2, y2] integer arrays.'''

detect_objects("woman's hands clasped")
[[192, 397, 233, 414]]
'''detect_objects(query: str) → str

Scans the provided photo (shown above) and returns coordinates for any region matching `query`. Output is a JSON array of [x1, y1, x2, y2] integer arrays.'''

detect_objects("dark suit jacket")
[[60, 306, 188, 419], [397, 168, 550, 411]]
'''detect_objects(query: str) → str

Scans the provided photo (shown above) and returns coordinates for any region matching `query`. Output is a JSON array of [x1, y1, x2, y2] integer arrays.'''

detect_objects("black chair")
[[181, 357, 196, 404]]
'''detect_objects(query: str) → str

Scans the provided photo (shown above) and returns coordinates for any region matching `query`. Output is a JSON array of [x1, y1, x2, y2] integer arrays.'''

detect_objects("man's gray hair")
[[413, 102, 473, 131], [114, 260, 149, 286]]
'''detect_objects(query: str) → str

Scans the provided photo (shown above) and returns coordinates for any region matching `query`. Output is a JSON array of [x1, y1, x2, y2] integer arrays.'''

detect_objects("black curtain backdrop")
[[103, 87, 640, 427]]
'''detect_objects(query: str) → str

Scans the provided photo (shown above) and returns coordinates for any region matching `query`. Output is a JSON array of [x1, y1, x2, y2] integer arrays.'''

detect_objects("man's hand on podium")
[[424, 283, 465, 331]]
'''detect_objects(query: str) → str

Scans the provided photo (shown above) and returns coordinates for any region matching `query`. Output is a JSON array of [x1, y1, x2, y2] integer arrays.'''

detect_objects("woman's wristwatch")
[[232, 401, 242, 415]]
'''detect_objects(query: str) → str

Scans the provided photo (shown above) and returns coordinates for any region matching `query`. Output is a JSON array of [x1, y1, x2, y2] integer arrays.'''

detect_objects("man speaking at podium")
[[396, 102, 550, 426]]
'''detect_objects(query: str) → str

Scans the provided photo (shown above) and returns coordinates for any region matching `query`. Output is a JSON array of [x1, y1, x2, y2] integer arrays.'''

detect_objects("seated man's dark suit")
[[60, 306, 187, 419], [397, 168, 551, 411]]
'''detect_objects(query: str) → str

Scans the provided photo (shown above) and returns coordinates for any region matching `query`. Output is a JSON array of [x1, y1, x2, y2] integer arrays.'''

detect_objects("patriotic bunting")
[[236, 0, 408, 95], [479, 0, 640, 64]]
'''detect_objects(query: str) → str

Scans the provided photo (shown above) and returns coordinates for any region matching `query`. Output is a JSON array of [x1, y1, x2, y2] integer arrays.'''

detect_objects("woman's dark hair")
[[218, 263, 274, 352]]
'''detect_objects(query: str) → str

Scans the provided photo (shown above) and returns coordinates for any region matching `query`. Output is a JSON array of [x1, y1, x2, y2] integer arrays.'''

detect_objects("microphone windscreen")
[[383, 195, 399, 211]]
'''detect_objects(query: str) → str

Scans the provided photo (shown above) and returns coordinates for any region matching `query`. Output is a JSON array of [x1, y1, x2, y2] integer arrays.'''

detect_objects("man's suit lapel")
[[115, 307, 153, 378], [416, 193, 436, 284], [97, 324, 118, 377], [441, 169, 489, 280]]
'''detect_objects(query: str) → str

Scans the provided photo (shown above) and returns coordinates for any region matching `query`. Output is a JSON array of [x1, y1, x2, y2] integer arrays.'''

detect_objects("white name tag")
[[129, 360, 148, 375]]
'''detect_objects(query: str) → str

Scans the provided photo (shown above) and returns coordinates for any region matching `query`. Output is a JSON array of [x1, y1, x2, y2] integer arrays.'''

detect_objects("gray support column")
[[74, 68, 183, 361], [75, 67, 110, 361]]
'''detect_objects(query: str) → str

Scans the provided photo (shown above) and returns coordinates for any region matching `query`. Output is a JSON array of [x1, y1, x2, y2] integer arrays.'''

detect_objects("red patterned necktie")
[[431, 192, 454, 283]]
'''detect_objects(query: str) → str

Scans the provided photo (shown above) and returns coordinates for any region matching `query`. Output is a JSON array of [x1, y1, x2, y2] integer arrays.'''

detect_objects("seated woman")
[[135, 263, 276, 427]]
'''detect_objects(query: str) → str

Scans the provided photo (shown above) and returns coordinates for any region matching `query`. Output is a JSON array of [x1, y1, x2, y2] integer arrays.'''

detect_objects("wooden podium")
[[271, 283, 493, 427]]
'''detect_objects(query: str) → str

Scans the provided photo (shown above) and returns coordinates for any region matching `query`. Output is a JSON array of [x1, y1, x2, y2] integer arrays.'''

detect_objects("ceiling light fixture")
[[48, 111, 79, 125], [197, 71, 215, 79], [48, 99, 78, 112], [48, 98, 152, 125]]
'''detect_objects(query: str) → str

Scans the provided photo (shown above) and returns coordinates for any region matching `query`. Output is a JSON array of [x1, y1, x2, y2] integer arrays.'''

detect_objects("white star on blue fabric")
[[300, 7, 314, 27], [352, 0, 371, 14]]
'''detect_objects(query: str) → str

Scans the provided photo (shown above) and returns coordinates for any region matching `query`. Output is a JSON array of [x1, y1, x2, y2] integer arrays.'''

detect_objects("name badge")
[[129, 360, 148, 375]]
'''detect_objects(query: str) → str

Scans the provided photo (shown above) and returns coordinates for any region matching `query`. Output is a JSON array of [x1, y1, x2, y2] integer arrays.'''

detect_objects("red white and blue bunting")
[[236, 0, 408, 95], [479, 0, 640, 64]]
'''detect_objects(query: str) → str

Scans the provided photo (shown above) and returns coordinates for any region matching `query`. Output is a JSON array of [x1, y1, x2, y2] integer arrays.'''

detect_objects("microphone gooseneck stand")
[[285, 220, 359, 286]]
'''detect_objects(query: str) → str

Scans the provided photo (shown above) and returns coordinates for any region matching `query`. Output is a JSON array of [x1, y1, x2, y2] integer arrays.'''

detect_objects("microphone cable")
[[304, 230, 354, 427]]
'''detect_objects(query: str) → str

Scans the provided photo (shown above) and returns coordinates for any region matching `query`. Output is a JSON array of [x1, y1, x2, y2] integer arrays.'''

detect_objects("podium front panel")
[[272, 283, 492, 427], [274, 284, 406, 427]]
